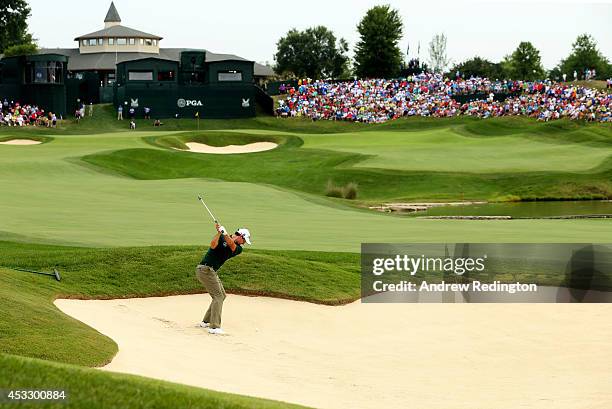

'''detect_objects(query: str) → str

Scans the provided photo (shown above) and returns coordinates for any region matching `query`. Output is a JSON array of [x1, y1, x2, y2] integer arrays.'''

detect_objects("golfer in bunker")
[[196, 223, 251, 335]]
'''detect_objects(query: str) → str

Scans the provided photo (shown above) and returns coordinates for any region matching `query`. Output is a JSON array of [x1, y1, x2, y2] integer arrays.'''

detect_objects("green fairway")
[[1, 118, 611, 249], [301, 128, 612, 173]]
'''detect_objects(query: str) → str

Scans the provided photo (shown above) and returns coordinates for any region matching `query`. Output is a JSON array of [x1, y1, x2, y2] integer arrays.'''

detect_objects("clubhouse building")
[[0, 2, 274, 118]]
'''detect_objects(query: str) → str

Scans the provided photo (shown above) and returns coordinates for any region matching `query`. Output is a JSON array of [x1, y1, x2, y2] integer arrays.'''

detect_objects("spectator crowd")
[[276, 74, 612, 123], [0, 99, 59, 127]]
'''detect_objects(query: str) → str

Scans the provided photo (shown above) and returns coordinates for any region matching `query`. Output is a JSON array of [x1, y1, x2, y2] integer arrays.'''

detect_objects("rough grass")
[[325, 181, 359, 199], [343, 182, 359, 200], [325, 180, 344, 198], [0, 353, 311, 409]]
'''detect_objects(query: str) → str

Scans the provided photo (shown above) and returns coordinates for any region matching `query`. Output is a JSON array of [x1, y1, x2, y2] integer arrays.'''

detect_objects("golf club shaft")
[[13, 267, 60, 281], [197, 195, 218, 223], [15, 268, 53, 276]]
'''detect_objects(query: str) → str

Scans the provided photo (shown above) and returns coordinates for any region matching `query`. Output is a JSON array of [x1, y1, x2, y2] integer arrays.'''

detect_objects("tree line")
[[274, 5, 612, 82], [1, 2, 610, 82]]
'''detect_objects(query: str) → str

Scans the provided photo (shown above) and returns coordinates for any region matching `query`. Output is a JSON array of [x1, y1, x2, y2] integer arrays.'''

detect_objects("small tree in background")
[[428, 33, 451, 74], [354, 5, 403, 78], [3, 42, 38, 57], [274, 26, 349, 79], [448, 57, 505, 80], [502, 41, 545, 80], [558, 34, 611, 80], [0, 0, 34, 53]]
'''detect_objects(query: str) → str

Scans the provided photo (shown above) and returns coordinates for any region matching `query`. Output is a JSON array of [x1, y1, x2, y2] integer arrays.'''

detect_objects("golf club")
[[197, 194, 218, 224], [11, 267, 61, 282]]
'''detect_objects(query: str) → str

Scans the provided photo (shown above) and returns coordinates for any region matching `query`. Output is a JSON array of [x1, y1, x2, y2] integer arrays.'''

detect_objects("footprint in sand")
[[152, 317, 178, 329]]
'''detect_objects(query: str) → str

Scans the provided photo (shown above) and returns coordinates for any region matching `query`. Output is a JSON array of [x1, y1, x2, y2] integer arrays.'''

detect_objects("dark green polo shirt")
[[201, 235, 243, 271]]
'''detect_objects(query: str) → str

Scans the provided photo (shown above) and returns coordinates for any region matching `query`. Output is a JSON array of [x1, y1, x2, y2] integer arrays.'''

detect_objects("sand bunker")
[[0, 139, 42, 146], [55, 294, 612, 409], [175, 142, 277, 154]]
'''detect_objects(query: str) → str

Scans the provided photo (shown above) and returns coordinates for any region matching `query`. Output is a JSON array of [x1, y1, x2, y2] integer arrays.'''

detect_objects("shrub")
[[325, 180, 344, 198], [343, 182, 359, 200], [325, 181, 359, 200]]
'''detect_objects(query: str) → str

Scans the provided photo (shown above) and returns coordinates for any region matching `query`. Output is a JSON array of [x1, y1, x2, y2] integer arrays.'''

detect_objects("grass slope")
[[0, 241, 359, 366], [0, 353, 310, 409], [301, 128, 612, 173], [85, 124, 612, 202], [2, 103, 609, 136]]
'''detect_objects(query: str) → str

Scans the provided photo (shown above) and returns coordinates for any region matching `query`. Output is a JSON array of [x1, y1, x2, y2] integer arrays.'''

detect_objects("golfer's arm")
[[210, 233, 221, 249], [225, 235, 237, 252]]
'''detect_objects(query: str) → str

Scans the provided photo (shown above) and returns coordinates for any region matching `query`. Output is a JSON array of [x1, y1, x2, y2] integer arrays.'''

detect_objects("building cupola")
[[104, 2, 121, 28]]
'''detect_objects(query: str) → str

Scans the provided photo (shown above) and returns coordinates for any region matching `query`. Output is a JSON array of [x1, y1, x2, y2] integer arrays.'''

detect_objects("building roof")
[[38, 48, 275, 77], [74, 25, 162, 41], [104, 2, 121, 23]]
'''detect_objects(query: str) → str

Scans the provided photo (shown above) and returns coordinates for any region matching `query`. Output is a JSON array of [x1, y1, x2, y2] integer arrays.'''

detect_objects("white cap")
[[236, 228, 251, 245]]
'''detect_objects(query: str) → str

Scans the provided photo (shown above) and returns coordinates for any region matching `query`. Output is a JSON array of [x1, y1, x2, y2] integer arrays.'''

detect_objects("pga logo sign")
[[177, 98, 203, 108]]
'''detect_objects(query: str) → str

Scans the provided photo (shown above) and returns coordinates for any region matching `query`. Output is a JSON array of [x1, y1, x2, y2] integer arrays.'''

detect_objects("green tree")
[[0, 0, 33, 53], [448, 57, 505, 79], [547, 66, 563, 82], [428, 33, 450, 74], [558, 34, 611, 80], [3, 42, 37, 57], [354, 5, 403, 78], [502, 42, 545, 80], [274, 26, 349, 79]]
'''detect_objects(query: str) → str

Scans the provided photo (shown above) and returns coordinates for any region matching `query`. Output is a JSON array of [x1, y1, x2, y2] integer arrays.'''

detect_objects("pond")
[[411, 201, 612, 218]]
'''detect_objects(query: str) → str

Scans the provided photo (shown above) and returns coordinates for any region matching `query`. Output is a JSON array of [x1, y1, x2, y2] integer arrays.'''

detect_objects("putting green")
[[301, 128, 612, 173], [0, 131, 610, 250]]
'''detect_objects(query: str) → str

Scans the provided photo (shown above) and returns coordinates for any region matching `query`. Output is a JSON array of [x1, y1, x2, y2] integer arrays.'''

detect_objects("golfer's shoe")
[[198, 321, 210, 328], [208, 327, 225, 335]]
